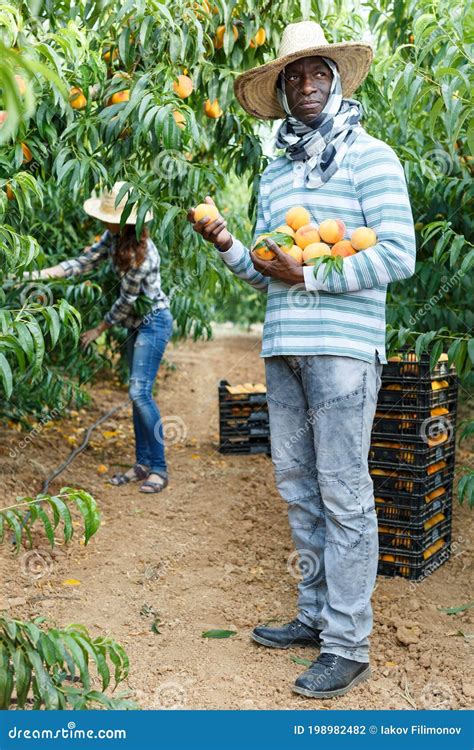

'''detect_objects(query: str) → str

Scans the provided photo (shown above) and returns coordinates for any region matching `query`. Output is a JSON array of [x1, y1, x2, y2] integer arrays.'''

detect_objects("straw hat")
[[83, 181, 153, 224], [234, 21, 373, 120]]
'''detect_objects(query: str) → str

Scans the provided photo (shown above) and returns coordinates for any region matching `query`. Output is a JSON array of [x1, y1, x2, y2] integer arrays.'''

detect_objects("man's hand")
[[250, 239, 305, 285], [187, 196, 233, 252]]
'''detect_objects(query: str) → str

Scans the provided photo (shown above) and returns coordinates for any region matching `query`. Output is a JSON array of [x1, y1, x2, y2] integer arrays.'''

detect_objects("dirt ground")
[[1, 327, 473, 710]]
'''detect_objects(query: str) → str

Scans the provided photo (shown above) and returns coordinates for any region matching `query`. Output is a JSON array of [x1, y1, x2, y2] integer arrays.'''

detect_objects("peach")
[[194, 203, 219, 223], [318, 218, 346, 244], [285, 206, 311, 231], [351, 227, 377, 250], [173, 110, 186, 129], [173, 75, 193, 98], [284, 245, 303, 264], [275, 224, 295, 238], [331, 240, 356, 257], [294, 224, 320, 249], [302, 242, 331, 263], [255, 246, 276, 261]]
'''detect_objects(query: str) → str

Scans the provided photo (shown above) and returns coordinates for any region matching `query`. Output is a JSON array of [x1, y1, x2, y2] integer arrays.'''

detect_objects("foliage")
[[0, 487, 100, 550], [0, 615, 135, 709], [0, 0, 472, 494]]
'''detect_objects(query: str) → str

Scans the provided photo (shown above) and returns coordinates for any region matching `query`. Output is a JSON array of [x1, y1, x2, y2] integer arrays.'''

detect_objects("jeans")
[[125, 308, 173, 478], [265, 354, 383, 663]]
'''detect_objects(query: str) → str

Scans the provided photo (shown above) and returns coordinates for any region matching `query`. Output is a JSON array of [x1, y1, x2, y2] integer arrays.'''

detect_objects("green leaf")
[[0, 353, 13, 398], [201, 629, 237, 638], [439, 601, 474, 615]]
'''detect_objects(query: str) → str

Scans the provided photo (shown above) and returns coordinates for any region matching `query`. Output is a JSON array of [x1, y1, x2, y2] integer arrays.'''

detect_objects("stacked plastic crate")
[[371, 353, 457, 580], [218, 380, 271, 455]]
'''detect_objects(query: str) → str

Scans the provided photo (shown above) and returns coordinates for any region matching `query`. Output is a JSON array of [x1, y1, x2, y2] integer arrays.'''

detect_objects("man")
[[188, 21, 416, 698]]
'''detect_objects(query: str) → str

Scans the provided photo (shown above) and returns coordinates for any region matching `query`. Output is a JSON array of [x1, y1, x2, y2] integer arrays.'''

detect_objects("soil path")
[[1, 329, 473, 710]]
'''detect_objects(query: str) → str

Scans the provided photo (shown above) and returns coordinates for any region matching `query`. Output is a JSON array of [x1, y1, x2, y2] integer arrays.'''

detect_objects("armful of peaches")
[[188, 199, 377, 285]]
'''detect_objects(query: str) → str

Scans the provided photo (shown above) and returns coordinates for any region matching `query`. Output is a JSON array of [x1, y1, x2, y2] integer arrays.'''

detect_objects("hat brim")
[[83, 197, 153, 225], [234, 42, 373, 120]]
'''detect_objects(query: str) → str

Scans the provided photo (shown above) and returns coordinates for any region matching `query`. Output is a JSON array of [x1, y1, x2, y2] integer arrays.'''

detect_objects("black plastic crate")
[[382, 351, 455, 380], [369, 438, 455, 468], [377, 380, 457, 409], [370, 454, 455, 495], [219, 380, 268, 407], [378, 537, 452, 580], [372, 404, 456, 438], [374, 483, 452, 518], [378, 517, 451, 554], [218, 436, 271, 455]]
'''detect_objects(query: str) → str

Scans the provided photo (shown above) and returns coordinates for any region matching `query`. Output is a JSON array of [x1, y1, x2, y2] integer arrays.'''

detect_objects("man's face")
[[283, 56, 333, 123]]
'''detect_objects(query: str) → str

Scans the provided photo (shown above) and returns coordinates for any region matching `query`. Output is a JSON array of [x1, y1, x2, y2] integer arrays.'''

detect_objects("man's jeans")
[[125, 308, 174, 478], [265, 354, 383, 663]]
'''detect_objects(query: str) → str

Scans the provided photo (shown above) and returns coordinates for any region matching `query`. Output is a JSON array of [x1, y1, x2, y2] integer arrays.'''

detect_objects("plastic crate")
[[378, 517, 451, 553], [382, 351, 455, 380], [374, 483, 452, 518], [369, 438, 454, 468], [370, 454, 455, 495], [372, 404, 456, 438], [218, 436, 271, 455], [218, 380, 271, 455], [377, 380, 457, 409], [219, 380, 268, 407], [377, 537, 452, 580]]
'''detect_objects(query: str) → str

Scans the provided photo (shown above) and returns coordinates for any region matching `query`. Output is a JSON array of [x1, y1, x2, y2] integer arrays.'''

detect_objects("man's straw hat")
[[234, 21, 373, 120], [83, 182, 153, 224]]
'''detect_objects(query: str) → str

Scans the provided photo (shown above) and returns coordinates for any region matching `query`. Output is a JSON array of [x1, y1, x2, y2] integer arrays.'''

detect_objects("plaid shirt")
[[59, 230, 169, 329]]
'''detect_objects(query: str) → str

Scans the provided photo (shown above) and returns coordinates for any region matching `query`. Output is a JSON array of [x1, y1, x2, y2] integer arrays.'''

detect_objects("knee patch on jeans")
[[274, 460, 318, 503], [318, 477, 366, 548]]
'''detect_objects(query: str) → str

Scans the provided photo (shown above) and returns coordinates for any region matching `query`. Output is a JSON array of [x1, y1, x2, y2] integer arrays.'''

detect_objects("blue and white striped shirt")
[[219, 130, 416, 364]]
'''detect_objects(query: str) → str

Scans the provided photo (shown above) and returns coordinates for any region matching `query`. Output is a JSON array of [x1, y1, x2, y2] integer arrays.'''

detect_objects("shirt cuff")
[[303, 264, 327, 291], [217, 236, 245, 265]]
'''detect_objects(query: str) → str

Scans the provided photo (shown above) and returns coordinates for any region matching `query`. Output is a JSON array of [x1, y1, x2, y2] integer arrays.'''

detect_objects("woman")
[[30, 182, 173, 494]]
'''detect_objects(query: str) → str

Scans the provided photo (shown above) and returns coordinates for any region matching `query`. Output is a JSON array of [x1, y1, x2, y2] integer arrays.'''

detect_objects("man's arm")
[[303, 144, 416, 293], [187, 195, 270, 293]]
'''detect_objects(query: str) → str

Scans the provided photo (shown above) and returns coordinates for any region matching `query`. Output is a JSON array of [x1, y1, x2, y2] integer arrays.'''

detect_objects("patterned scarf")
[[275, 57, 363, 189]]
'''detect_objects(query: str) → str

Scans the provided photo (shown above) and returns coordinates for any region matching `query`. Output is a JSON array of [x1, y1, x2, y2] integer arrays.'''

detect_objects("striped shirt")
[[219, 130, 416, 364], [59, 230, 169, 328]]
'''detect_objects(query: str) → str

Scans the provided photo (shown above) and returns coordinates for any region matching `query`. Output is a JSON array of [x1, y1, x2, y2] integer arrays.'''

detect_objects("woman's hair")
[[113, 225, 148, 273]]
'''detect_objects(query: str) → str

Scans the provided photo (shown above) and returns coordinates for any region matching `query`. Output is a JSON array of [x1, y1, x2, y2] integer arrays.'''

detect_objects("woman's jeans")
[[125, 308, 173, 478], [265, 354, 383, 663]]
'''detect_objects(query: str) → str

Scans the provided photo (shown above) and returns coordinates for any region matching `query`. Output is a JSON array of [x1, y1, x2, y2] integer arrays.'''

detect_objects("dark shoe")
[[251, 618, 321, 649], [293, 653, 371, 699]]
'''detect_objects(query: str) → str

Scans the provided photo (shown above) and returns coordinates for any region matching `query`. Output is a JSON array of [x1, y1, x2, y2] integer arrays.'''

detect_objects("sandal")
[[139, 475, 169, 494], [109, 463, 149, 486]]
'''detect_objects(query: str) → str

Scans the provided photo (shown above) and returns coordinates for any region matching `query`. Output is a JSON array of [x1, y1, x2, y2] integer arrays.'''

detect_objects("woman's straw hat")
[[83, 181, 153, 224], [234, 21, 373, 120]]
